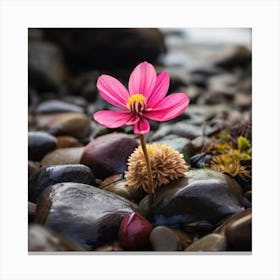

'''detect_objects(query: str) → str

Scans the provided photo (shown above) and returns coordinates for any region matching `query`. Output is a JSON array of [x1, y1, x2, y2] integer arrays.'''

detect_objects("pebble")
[[139, 169, 244, 227], [119, 212, 153, 250], [185, 233, 227, 251], [29, 164, 95, 202], [150, 226, 192, 251], [28, 224, 85, 251], [35, 100, 84, 114], [41, 147, 85, 167], [80, 133, 138, 180], [56, 136, 82, 148], [28, 131, 58, 161], [150, 226, 181, 251], [36, 113, 91, 138], [35, 182, 138, 249], [190, 153, 212, 168]]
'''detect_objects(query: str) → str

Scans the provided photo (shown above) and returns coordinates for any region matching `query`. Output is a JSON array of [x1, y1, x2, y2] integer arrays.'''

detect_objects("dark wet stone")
[[56, 136, 82, 148], [80, 133, 138, 180], [119, 212, 153, 250], [35, 183, 138, 249], [28, 224, 86, 251], [29, 164, 95, 202], [28, 131, 57, 161], [41, 147, 84, 167], [28, 202, 37, 223], [139, 169, 244, 228], [36, 113, 91, 138], [35, 100, 84, 114], [185, 233, 227, 251], [150, 226, 192, 251], [190, 153, 212, 168], [225, 212, 252, 251], [28, 40, 66, 92], [184, 136, 212, 162], [100, 174, 145, 203], [43, 28, 166, 72]]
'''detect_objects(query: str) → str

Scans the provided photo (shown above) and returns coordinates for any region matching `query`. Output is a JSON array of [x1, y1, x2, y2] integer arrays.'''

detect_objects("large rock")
[[41, 147, 84, 167], [35, 183, 138, 249], [139, 169, 244, 227], [80, 133, 139, 180]]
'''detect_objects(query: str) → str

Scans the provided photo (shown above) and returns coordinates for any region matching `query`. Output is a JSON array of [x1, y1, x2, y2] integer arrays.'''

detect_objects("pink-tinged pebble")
[[119, 212, 153, 250]]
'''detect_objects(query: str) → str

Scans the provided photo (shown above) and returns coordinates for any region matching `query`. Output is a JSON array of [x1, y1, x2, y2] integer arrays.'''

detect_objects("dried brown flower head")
[[125, 143, 188, 192]]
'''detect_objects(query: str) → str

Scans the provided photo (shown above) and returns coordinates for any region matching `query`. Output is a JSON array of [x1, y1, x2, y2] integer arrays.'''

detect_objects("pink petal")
[[128, 61, 157, 99], [133, 118, 150, 134], [93, 110, 137, 128], [147, 71, 170, 107], [144, 93, 190, 122], [97, 75, 129, 109]]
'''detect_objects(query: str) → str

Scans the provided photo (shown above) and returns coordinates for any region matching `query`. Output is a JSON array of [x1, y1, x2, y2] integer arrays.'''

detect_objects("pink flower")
[[93, 61, 190, 134]]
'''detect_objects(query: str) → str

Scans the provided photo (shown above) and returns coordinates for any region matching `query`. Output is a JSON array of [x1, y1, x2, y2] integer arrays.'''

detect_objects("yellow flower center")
[[127, 94, 146, 114]]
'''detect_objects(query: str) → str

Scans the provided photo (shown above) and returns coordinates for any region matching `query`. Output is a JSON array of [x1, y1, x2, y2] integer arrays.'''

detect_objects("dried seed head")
[[125, 143, 189, 192]]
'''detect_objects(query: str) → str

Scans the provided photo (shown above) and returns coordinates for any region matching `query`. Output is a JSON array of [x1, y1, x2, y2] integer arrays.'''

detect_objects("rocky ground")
[[28, 28, 252, 252]]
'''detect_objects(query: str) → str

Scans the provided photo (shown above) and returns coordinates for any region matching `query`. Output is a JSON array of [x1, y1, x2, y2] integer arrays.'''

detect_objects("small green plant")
[[205, 132, 251, 181]]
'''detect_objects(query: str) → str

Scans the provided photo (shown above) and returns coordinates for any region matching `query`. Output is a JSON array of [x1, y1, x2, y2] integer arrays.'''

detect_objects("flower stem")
[[139, 134, 154, 211]]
